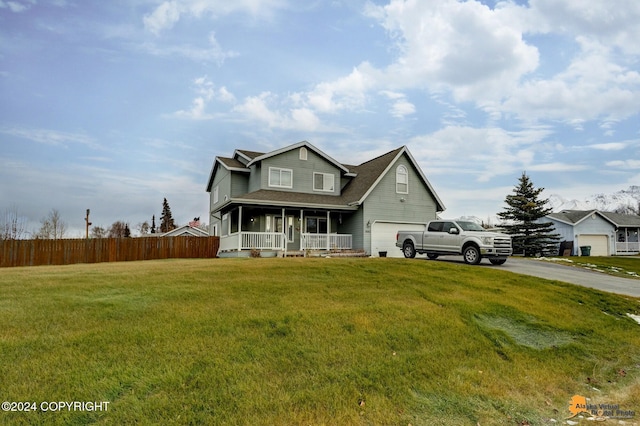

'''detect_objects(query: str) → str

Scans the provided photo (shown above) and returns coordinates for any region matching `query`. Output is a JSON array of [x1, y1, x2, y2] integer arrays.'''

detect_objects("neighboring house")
[[155, 225, 209, 237], [546, 210, 640, 256], [206, 141, 445, 257]]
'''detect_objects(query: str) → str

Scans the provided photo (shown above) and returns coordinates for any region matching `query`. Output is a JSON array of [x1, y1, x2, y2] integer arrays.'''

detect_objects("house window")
[[213, 186, 219, 204], [313, 172, 335, 192], [396, 165, 408, 194], [269, 167, 293, 188], [306, 217, 327, 234], [300, 147, 308, 160]]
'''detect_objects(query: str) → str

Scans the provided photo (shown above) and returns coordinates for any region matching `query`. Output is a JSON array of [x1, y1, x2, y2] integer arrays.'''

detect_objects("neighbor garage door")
[[579, 235, 609, 256], [371, 222, 426, 258]]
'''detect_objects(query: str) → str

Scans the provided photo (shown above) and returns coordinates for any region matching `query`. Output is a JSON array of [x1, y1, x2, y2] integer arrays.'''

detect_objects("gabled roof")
[[548, 209, 640, 228], [207, 142, 445, 213], [343, 146, 445, 211], [600, 211, 640, 227], [246, 141, 350, 174], [547, 210, 599, 225], [206, 156, 250, 191], [235, 149, 264, 164], [157, 225, 209, 237]]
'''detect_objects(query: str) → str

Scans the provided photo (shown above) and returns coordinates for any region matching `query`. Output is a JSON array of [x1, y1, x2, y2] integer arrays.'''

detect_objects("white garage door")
[[371, 222, 426, 258], [579, 235, 609, 256]]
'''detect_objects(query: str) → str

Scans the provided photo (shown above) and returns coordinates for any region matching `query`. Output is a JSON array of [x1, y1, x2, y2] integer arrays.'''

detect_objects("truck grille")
[[494, 237, 512, 254]]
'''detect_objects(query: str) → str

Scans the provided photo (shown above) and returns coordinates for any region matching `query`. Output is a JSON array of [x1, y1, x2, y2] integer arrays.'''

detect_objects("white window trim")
[[313, 172, 335, 193], [299, 147, 308, 160], [396, 165, 408, 194], [268, 167, 293, 189], [213, 186, 219, 204]]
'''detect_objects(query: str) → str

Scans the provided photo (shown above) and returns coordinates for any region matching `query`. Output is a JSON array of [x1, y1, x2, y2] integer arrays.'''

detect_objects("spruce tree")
[[150, 215, 156, 234], [160, 198, 176, 233], [497, 172, 560, 256]]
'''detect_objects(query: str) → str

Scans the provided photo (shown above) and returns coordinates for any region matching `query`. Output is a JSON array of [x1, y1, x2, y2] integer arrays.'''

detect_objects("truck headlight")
[[481, 237, 493, 245]]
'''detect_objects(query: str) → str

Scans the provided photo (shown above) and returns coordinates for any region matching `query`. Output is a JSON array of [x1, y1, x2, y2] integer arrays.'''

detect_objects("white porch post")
[[326, 210, 330, 251], [281, 208, 286, 251], [238, 206, 243, 251], [300, 209, 305, 255]]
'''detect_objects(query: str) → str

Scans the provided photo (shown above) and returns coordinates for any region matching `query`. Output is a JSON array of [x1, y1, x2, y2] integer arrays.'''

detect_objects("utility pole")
[[85, 209, 92, 239]]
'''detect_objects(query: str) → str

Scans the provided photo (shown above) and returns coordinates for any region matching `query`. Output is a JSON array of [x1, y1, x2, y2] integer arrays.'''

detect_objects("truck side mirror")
[[449, 227, 459, 234]]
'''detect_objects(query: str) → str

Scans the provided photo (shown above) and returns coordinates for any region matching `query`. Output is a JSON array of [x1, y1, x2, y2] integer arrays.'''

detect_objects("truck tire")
[[463, 245, 481, 265], [427, 253, 439, 259], [489, 258, 507, 265], [402, 241, 416, 258]]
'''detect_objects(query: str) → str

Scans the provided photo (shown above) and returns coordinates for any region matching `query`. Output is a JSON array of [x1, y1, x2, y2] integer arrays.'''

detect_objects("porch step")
[[284, 250, 305, 257]]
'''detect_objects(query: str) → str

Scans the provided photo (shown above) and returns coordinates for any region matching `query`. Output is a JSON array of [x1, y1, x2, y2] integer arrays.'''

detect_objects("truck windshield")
[[457, 221, 485, 231]]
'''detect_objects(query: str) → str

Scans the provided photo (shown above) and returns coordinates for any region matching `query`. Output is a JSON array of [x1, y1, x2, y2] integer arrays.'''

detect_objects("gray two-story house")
[[206, 141, 445, 257]]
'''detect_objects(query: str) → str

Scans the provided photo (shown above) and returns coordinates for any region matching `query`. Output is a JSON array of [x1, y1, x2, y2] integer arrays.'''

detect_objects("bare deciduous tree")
[[36, 209, 67, 239], [108, 221, 130, 238], [90, 226, 108, 239], [137, 221, 150, 236], [1, 206, 28, 240]]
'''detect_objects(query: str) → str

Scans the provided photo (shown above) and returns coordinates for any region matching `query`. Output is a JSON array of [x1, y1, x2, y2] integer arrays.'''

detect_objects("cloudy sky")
[[1, 0, 639, 236]]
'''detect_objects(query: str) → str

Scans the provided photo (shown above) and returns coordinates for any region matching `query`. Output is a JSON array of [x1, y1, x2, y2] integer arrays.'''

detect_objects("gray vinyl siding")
[[248, 164, 261, 193], [573, 215, 614, 235], [361, 154, 438, 252], [210, 168, 232, 211], [340, 208, 364, 250], [260, 148, 341, 196], [231, 172, 249, 197], [546, 220, 573, 242]]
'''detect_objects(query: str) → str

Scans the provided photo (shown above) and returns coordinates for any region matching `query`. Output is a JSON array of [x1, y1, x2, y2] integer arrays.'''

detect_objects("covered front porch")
[[616, 227, 640, 255], [217, 205, 354, 256]]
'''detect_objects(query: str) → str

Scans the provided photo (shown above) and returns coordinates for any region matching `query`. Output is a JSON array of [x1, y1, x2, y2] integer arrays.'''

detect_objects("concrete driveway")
[[431, 256, 640, 298]]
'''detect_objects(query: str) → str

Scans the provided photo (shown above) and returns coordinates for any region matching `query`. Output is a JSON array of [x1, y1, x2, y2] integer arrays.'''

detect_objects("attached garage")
[[578, 235, 610, 256], [371, 222, 426, 258]]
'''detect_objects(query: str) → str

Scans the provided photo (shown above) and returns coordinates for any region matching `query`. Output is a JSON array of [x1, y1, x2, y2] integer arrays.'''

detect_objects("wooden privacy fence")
[[0, 236, 220, 268]]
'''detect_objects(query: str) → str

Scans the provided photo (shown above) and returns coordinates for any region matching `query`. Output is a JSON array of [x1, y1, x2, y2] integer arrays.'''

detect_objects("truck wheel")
[[403, 241, 416, 258], [489, 258, 507, 265], [463, 245, 481, 265], [427, 253, 438, 260]]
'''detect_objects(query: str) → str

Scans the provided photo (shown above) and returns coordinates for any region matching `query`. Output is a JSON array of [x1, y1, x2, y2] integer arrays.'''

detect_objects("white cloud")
[[380, 91, 415, 118], [606, 160, 640, 169], [233, 92, 322, 131], [140, 32, 237, 65], [143, 0, 181, 35], [172, 76, 236, 120], [501, 38, 640, 124], [0, 0, 32, 13], [0, 127, 98, 149], [367, 0, 539, 101], [143, 0, 286, 35], [408, 125, 555, 181], [306, 63, 380, 113], [524, 0, 640, 55], [588, 142, 628, 151], [527, 162, 588, 172]]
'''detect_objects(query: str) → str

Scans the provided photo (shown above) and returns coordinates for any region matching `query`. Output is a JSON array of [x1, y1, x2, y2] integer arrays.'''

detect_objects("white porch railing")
[[616, 242, 640, 254], [219, 232, 287, 253], [301, 233, 352, 250]]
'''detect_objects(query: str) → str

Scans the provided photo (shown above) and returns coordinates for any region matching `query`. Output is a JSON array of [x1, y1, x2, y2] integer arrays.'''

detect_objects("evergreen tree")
[[160, 198, 176, 233], [150, 215, 156, 234], [497, 172, 560, 256]]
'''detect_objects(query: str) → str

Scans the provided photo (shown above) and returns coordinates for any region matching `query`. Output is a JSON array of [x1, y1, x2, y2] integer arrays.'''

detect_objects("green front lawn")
[[1, 258, 639, 425]]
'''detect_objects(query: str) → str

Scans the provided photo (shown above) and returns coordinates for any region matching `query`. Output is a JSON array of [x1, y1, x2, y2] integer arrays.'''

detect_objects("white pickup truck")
[[395, 220, 512, 265]]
